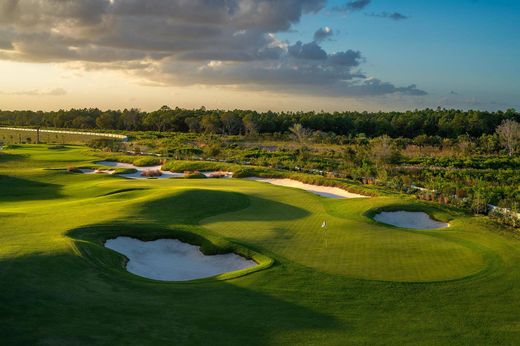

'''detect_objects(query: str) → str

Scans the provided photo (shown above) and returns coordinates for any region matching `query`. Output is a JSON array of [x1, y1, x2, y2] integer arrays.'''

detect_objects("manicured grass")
[[1, 145, 520, 345]]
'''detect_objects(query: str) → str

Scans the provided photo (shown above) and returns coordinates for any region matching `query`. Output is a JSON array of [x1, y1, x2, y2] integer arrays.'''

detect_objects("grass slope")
[[0, 145, 520, 345]]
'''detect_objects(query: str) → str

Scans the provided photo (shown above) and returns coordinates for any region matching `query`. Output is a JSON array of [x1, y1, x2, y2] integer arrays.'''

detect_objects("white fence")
[[0, 127, 128, 142]]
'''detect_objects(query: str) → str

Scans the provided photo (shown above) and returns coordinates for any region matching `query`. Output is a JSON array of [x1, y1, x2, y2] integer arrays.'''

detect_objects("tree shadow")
[[0, 175, 63, 202], [0, 251, 340, 345], [135, 189, 310, 225]]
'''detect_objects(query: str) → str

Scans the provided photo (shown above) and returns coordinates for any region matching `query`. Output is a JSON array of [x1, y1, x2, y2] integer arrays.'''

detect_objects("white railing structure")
[[0, 127, 128, 142]]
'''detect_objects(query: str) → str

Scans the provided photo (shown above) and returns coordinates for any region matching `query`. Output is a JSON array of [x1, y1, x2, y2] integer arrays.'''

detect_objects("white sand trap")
[[79, 168, 116, 175], [95, 161, 183, 179], [105, 236, 257, 281], [244, 177, 366, 199], [373, 211, 449, 229]]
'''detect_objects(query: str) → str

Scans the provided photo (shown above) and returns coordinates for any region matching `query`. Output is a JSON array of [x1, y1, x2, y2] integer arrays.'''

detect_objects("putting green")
[[1, 145, 520, 345], [203, 187, 487, 282]]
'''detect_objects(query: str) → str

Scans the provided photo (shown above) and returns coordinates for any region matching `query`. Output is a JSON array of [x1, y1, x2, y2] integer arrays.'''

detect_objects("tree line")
[[0, 106, 518, 139]]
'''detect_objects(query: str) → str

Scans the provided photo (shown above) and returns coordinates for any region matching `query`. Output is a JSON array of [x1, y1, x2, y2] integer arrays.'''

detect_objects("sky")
[[0, 0, 518, 112]]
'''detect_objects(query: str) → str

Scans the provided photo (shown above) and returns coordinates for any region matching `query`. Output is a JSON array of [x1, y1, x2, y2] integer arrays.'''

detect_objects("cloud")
[[313, 26, 333, 43], [288, 41, 328, 60], [367, 12, 409, 21], [333, 0, 371, 12], [0, 0, 426, 98], [1, 88, 67, 96]]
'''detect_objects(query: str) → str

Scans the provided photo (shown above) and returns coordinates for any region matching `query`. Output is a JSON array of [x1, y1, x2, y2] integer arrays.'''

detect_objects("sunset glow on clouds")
[[0, 0, 518, 111]]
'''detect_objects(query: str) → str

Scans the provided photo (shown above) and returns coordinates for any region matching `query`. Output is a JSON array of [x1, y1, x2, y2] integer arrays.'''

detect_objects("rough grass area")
[[1, 145, 520, 345], [162, 161, 379, 196], [132, 157, 162, 167], [100, 155, 161, 167], [162, 160, 242, 173]]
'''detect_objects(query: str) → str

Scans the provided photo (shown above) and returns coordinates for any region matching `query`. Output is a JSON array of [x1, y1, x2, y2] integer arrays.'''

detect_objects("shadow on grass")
[[135, 189, 310, 225], [0, 152, 28, 163], [0, 250, 340, 345], [0, 175, 63, 202]]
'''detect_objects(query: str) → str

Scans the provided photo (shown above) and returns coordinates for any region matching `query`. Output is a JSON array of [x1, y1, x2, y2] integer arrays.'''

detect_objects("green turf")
[[1, 145, 520, 345]]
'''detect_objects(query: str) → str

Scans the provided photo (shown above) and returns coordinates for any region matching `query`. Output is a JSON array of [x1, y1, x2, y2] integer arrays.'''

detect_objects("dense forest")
[[1, 106, 519, 139]]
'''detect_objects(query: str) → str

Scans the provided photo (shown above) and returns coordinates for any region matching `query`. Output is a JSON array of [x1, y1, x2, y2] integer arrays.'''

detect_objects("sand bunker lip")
[[95, 161, 182, 179], [244, 177, 367, 199], [373, 211, 449, 230], [104, 236, 258, 281]]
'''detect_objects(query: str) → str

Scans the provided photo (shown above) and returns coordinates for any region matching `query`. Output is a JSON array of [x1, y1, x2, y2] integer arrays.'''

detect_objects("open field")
[[1, 145, 520, 345], [0, 127, 127, 145]]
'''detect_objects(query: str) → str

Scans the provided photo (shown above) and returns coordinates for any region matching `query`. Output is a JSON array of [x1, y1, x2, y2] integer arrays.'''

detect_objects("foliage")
[[496, 119, 520, 156], [183, 171, 208, 179], [162, 160, 240, 173], [1, 107, 518, 139], [140, 169, 163, 178], [132, 157, 161, 167], [87, 138, 124, 152]]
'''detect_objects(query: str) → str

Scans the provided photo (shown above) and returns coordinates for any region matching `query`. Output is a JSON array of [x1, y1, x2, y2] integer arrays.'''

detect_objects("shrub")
[[232, 169, 256, 178], [67, 166, 82, 173], [162, 160, 239, 172], [114, 168, 138, 175], [489, 207, 520, 228], [87, 138, 123, 152], [184, 171, 207, 179], [207, 171, 230, 178], [141, 169, 162, 177], [133, 157, 161, 167]]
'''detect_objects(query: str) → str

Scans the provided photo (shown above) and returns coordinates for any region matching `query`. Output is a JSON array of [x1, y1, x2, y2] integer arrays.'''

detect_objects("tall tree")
[[371, 135, 401, 165], [243, 113, 258, 136], [185, 117, 201, 133], [95, 113, 115, 129], [220, 112, 242, 135], [289, 123, 311, 146], [496, 119, 520, 156], [201, 114, 221, 134]]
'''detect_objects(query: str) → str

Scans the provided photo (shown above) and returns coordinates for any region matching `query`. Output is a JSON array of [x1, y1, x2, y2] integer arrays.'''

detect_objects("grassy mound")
[[68, 225, 273, 282]]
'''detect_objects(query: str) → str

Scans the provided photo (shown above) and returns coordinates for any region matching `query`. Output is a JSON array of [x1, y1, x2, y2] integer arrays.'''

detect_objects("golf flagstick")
[[321, 221, 328, 248]]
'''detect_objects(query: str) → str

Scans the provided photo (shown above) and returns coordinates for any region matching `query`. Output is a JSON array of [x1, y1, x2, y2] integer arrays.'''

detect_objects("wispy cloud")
[[333, 0, 371, 12], [1, 88, 67, 96], [367, 12, 409, 21]]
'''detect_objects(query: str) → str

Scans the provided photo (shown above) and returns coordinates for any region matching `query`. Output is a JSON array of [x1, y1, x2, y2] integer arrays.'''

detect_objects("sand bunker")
[[245, 177, 366, 199], [95, 161, 182, 179], [373, 211, 449, 229], [94, 161, 232, 179], [105, 236, 257, 281]]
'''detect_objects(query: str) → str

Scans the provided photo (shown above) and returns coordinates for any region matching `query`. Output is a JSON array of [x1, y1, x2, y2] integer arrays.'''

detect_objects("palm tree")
[[289, 123, 311, 146]]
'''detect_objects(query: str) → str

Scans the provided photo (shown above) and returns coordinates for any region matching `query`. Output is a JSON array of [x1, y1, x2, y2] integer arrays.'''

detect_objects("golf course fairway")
[[1, 145, 520, 345]]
